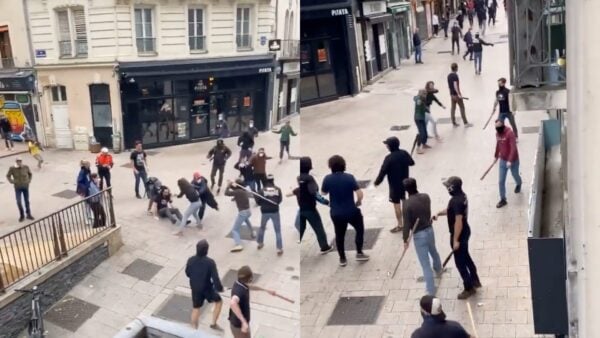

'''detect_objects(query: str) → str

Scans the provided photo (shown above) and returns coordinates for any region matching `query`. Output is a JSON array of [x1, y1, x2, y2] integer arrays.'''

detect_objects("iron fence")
[[0, 188, 116, 293]]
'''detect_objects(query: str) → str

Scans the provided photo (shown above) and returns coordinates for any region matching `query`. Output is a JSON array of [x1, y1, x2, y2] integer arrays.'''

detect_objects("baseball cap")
[[420, 295, 446, 319], [443, 176, 462, 189], [383, 136, 400, 149]]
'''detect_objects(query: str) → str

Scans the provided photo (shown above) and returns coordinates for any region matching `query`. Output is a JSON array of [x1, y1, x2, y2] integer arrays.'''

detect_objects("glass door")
[[89, 84, 113, 147], [190, 96, 210, 139]]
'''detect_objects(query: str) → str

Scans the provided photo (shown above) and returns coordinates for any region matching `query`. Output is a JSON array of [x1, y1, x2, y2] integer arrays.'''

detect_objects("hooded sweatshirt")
[[177, 179, 200, 202], [256, 181, 282, 213], [185, 240, 224, 293], [374, 141, 415, 188], [237, 133, 254, 150], [295, 157, 319, 211], [208, 143, 232, 166]]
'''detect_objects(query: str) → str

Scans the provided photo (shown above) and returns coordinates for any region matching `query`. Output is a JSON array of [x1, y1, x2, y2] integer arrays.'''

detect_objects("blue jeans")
[[414, 45, 422, 63], [413, 227, 442, 295], [498, 112, 519, 138], [178, 200, 202, 230], [474, 51, 482, 73], [15, 187, 31, 217], [499, 159, 522, 200], [257, 212, 283, 250], [134, 169, 148, 196], [231, 209, 253, 245], [415, 119, 428, 145]]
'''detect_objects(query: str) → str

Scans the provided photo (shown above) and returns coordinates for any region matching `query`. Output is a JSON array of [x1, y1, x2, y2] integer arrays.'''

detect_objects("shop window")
[[236, 7, 252, 50], [51, 85, 67, 103], [56, 7, 87, 58], [135, 8, 155, 54], [188, 8, 206, 52]]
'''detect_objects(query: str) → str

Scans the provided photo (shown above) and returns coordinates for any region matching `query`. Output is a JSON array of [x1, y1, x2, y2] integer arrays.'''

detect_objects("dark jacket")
[[472, 36, 493, 52], [192, 177, 218, 210], [250, 153, 271, 174], [185, 240, 224, 293], [76, 167, 91, 196], [6, 165, 32, 188], [177, 179, 200, 202], [403, 192, 433, 242], [0, 118, 11, 133], [208, 145, 232, 166], [255, 183, 282, 213], [375, 148, 415, 188], [235, 162, 254, 182], [216, 120, 229, 138], [225, 186, 251, 211], [413, 32, 421, 47], [237, 133, 254, 150], [463, 31, 473, 45], [425, 89, 443, 108]]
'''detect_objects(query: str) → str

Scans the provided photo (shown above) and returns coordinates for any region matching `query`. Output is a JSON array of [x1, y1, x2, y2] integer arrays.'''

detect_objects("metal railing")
[[280, 40, 300, 59], [0, 188, 116, 293], [136, 37, 156, 54], [236, 34, 252, 50]]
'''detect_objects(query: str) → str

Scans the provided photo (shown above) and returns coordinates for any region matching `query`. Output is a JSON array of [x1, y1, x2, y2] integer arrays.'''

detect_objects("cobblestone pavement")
[[299, 14, 553, 338], [1, 120, 300, 337]]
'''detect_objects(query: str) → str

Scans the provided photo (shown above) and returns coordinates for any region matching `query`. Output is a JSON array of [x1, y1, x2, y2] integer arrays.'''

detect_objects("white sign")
[[283, 62, 300, 73], [290, 87, 297, 102], [362, 1, 386, 16], [258, 67, 272, 73], [378, 34, 387, 55], [331, 8, 349, 16], [364, 40, 372, 61]]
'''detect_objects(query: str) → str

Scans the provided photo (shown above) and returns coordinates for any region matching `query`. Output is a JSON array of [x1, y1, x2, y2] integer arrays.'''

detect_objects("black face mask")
[[496, 126, 505, 133], [498, 85, 504, 89]]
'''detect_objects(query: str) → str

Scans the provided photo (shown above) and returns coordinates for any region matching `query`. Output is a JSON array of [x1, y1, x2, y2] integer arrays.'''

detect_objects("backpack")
[[147, 177, 162, 195]]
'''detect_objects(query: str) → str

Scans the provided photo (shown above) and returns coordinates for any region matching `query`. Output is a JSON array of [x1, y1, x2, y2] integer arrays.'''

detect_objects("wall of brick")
[[0, 243, 109, 337]]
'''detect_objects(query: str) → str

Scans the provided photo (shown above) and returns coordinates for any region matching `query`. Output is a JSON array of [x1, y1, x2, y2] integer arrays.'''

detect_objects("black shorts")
[[389, 188, 406, 204], [192, 289, 222, 308]]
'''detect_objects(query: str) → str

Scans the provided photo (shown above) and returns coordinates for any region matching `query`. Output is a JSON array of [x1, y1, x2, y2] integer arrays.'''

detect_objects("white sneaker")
[[230, 245, 243, 252]]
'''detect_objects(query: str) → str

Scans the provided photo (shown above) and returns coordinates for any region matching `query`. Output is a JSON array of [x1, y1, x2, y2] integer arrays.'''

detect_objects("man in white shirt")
[[432, 14, 440, 37]]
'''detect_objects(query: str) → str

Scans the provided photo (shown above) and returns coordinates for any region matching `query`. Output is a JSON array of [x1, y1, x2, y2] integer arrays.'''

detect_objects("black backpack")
[[147, 177, 162, 194]]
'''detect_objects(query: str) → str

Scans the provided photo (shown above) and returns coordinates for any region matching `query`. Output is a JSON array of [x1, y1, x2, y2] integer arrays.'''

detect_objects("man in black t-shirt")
[[493, 77, 518, 139], [130, 141, 148, 199], [411, 295, 471, 338], [447, 63, 470, 127], [433, 176, 481, 300]]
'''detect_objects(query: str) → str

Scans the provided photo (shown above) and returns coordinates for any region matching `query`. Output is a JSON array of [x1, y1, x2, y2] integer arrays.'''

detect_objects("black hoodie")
[[255, 180, 282, 213], [185, 240, 224, 293], [374, 143, 415, 188], [237, 132, 254, 150], [295, 157, 319, 211]]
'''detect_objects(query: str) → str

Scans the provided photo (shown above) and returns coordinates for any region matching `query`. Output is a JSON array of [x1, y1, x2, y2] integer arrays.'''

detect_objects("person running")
[[247, 119, 259, 140], [493, 77, 519, 139], [249, 148, 272, 191], [0, 114, 13, 151], [451, 22, 463, 55], [374, 136, 415, 233], [462, 27, 474, 61], [88, 173, 107, 228], [6, 157, 34, 222], [425, 81, 445, 141], [292, 157, 333, 253], [229, 266, 278, 338], [207, 139, 232, 194], [411, 295, 472, 337], [186, 239, 225, 332], [237, 131, 254, 164], [475, 0, 487, 35], [472, 33, 494, 75], [272, 120, 297, 162], [432, 14, 439, 37], [413, 27, 423, 64], [173, 178, 203, 236], [441, 11, 450, 39], [402, 178, 443, 296], [27, 138, 44, 169], [414, 90, 430, 154], [130, 141, 149, 199], [96, 147, 114, 189], [447, 63, 471, 127], [321, 155, 370, 266], [226, 179, 256, 252], [488, 0, 498, 26], [255, 174, 284, 256], [494, 119, 522, 208], [154, 186, 184, 224], [433, 176, 481, 299]]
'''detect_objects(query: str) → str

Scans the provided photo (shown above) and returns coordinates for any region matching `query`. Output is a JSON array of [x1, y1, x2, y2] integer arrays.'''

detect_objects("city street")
[[0, 122, 300, 337], [299, 15, 550, 338]]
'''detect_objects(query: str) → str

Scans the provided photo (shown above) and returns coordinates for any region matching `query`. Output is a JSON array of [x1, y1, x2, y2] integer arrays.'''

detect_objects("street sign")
[[260, 36, 267, 46], [268, 39, 281, 51], [35, 49, 46, 58]]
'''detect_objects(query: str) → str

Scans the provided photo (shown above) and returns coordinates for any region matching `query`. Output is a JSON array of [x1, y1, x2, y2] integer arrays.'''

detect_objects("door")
[[50, 85, 73, 149], [89, 84, 113, 147], [190, 96, 210, 139]]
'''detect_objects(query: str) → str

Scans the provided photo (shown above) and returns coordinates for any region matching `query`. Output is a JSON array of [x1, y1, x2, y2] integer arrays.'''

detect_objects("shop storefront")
[[388, 2, 413, 67], [0, 70, 40, 142], [118, 55, 275, 149], [300, 0, 360, 106], [414, 1, 431, 38], [359, 0, 393, 81], [276, 61, 300, 122]]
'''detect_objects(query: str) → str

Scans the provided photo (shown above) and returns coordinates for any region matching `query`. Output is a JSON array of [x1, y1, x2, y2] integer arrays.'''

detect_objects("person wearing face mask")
[[249, 147, 272, 191], [433, 176, 481, 299], [247, 120, 259, 140], [411, 295, 471, 337], [492, 77, 518, 139], [6, 157, 34, 222], [215, 114, 230, 139], [207, 139, 232, 194], [493, 119, 521, 208], [88, 173, 107, 228], [154, 186, 184, 224]]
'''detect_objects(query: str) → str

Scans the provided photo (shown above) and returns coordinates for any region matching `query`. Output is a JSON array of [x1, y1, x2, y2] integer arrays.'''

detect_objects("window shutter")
[[72, 8, 87, 42], [57, 10, 71, 41]]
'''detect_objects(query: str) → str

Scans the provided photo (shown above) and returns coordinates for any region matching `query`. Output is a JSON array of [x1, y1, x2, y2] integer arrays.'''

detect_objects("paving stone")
[[153, 293, 192, 324], [326, 296, 385, 326], [52, 189, 79, 199], [45, 295, 100, 332], [121, 258, 163, 282], [333, 228, 382, 251], [436, 117, 454, 124]]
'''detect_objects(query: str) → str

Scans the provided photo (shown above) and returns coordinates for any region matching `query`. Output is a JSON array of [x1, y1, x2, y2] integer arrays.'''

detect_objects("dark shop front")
[[119, 55, 275, 149], [300, 0, 360, 106]]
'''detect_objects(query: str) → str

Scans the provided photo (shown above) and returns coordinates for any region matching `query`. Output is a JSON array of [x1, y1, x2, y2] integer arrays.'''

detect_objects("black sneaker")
[[136, 194, 142, 199], [320, 246, 334, 255], [19, 216, 24, 222], [453, 123, 460, 127], [457, 288, 476, 299], [26, 215, 34, 220], [515, 184, 522, 193], [496, 199, 507, 208], [339, 258, 348, 267], [356, 253, 370, 261], [473, 280, 482, 289]]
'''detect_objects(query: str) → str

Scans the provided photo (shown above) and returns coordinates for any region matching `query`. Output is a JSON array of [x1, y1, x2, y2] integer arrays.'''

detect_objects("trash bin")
[[112, 133, 122, 154], [89, 142, 101, 153]]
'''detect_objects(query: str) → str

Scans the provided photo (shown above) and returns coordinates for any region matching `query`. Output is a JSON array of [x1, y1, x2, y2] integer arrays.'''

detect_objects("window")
[[236, 7, 252, 50], [51, 85, 67, 103], [135, 8, 155, 53], [188, 8, 206, 51], [56, 7, 87, 57]]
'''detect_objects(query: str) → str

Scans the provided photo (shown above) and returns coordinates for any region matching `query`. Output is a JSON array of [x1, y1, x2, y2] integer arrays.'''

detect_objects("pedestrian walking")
[[493, 77, 519, 139], [433, 176, 481, 299], [321, 155, 370, 266], [272, 120, 297, 162], [255, 175, 284, 256], [186, 239, 225, 332], [237, 131, 254, 164], [488, 0, 498, 26], [425, 81, 446, 140], [401, 178, 443, 296], [462, 28, 474, 61], [413, 28, 423, 64], [472, 33, 494, 75], [173, 178, 203, 236], [494, 119, 522, 208], [88, 173, 107, 228], [247, 119, 259, 140], [249, 148, 272, 191], [130, 141, 149, 199], [414, 90, 431, 154], [207, 139, 231, 194], [374, 136, 415, 233], [154, 186, 184, 224], [226, 179, 256, 252], [95, 147, 113, 189], [466, 0, 475, 27], [432, 14, 439, 36], [228, 266, 278, 338], [292, 157, 334, 253], [457, 3, 466, 29], [451, 22, 463, 55], [0, 114, 13, 151], [476, 0, 487, 35], [447, 63, 471, 127], [411, 295, 472, 337], [27, 138, 44, 169], [441, 12, 450, 39], [6, 157, 34, 222], [215, 114, 229, 138]]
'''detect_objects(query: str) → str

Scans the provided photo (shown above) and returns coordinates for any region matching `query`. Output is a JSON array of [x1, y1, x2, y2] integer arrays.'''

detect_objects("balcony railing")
[[0, 57, 14, 69], [0, 188, 116, 292], [236, 34, 252, 50], [189, 36, 206, 52], [59, 39, 88, 58], [280, 40, 300, 59], [137, 37, 156, 54]]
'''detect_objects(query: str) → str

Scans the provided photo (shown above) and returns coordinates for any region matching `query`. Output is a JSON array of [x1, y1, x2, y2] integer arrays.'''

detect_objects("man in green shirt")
[[272, 121, 297, 163], [414, 90, 432, 154], [6, 157, 34, 222]]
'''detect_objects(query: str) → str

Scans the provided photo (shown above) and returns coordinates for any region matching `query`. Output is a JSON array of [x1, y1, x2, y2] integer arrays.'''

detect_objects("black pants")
[[443, 24, 448, 38], [452, 38, 460, 54], [238, 149, 252, 164], [210, 164, 225, 188], [331, 209, 365, 260], [452, 239, 480, 290], [98, 169, 111, 189], [463, 45, 473, 60], [300, 209, 330, 251], [90, 202, 107, 228], [433, 24, 439, 35], [253, 173, 267, 191], [198, 202, 207, 220], [279, 140, 290, 159]]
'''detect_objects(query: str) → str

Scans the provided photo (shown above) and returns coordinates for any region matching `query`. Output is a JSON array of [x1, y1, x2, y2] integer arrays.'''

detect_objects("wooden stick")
[[410, 134, 419, 156], [480, 159, 497, 180], [442, 251, 454, 268], [273, 293, 295, 304], [466, 301, 479, 338], [391, 218, 420, 279], [231, 182, 278, 205], [483, 110, 496, 130]]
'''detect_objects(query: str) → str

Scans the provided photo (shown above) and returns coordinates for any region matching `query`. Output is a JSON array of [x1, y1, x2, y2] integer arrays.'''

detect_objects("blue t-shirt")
[[321, 172, 360, 218]]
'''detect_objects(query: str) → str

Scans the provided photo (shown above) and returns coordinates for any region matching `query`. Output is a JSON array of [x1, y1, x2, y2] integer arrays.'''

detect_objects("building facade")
[[387, 0, 412, 68], [26, 0, 277, 150], [358, 0, 393, 83]]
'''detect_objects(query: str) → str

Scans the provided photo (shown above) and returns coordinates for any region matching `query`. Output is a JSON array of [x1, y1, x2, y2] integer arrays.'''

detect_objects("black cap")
[[443, 176, 462, 189], [383, 136, 400, 149]]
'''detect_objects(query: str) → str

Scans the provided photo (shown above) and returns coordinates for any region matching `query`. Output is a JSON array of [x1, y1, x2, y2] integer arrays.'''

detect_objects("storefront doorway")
[[89, 84, 113, 147]]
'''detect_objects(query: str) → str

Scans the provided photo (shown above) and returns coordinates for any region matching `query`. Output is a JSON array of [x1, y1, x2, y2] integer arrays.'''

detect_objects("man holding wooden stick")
[[411, 295, 472, 337], [494, 119, 522, 208]]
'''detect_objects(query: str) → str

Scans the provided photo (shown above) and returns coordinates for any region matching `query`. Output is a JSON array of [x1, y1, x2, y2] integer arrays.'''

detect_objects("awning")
[[0, 70, 35, 92], [118, 55, 276, 79], [364, 13, 393, 24]]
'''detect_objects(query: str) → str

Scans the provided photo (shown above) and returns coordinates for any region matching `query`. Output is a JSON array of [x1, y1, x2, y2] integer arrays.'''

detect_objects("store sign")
[[268, 39, 281, 51], [362, 1, 386, 16], [364, 40, 372, 61], [243, 96, 251, 107], [283, 62, 300, 73], [331, 8, 349, 16], [317, 48, 327, 63], [35, 49, 46, 58], [0, 76, 34, 92], [258, 67, 272, 73], [378, 34, 387, 55]]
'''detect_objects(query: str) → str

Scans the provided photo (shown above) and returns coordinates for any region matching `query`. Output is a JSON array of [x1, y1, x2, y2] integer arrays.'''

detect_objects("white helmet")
[[101, 147, 109, 153]]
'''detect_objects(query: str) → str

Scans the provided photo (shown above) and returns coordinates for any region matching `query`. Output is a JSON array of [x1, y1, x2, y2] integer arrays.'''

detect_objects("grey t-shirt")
[[403, 193, 433, 242]]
